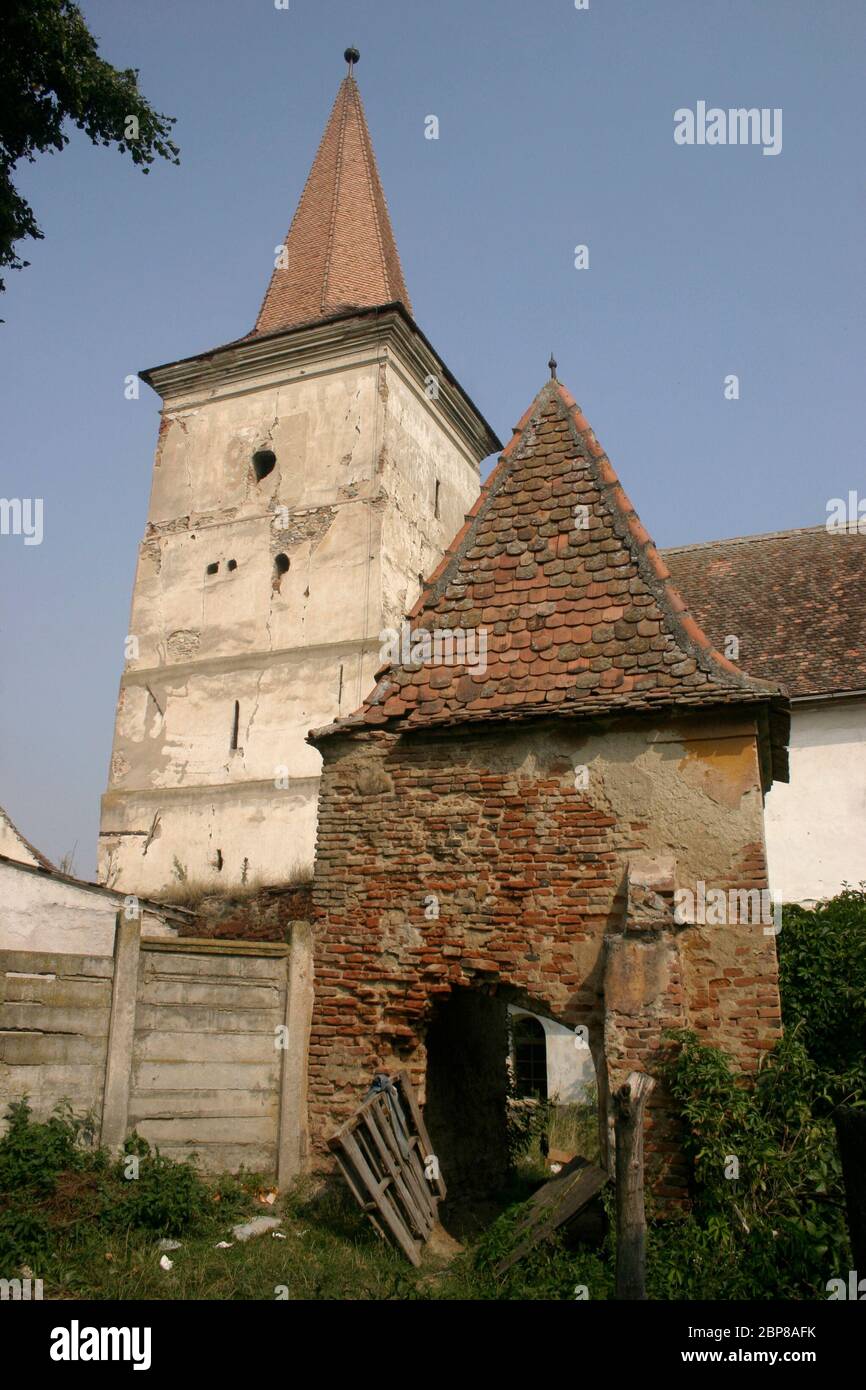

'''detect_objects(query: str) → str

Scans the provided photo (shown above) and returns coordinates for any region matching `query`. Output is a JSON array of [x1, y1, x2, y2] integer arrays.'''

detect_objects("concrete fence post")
[[100, 909, 142, 1150], [277, 920, 314, 1188]]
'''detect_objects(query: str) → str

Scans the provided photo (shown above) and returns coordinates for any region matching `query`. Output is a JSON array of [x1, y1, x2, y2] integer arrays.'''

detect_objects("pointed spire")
[[253, 55, 412, 336]]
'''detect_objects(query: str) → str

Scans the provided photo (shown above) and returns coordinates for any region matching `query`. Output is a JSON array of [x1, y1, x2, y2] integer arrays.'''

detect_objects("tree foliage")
[[656, 1026, 853, 1297], [777, 886, 866, 1087], [0, 0, 179, 293]]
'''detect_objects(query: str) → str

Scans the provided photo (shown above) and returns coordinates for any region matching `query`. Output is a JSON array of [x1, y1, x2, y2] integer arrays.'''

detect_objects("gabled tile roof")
[[313, 378, 786, 740], [664, 526, 866, 699], [253, 73, 411, 336]]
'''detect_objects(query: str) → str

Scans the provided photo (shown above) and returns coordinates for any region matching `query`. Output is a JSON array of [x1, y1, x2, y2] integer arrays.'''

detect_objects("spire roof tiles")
[[253, 73, 411, 336]]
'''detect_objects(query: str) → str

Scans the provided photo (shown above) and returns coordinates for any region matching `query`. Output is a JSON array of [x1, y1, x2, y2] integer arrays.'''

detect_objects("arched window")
[[512, 1014, 547, 1100]]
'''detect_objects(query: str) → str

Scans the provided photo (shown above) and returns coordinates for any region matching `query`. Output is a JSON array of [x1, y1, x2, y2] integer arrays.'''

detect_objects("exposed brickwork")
[[306, 372, 787, 1199], [173, 883, 312, 941], [308, 720, 783, 1193]]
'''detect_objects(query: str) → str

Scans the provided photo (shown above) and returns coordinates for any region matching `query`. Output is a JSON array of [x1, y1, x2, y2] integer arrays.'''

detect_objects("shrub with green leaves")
[[656, 1026, 852, 1298], [107, 1139, 211, 1236], [0, 1102, 221, 1272], [778, 887, 866, 1092], [0, 1098, 101, 1196]]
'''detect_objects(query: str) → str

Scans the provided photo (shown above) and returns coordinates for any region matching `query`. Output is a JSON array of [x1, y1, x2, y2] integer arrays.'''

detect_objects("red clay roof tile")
[[314, 378, 785, 739], [253, 74, 411, 335], [664, 526, 866, 699]]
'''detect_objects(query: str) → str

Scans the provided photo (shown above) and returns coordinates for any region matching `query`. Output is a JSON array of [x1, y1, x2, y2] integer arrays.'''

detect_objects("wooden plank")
[[371, 1094, 436, 1231], [363, 1107, 432, 1238], [614, 1071, 654, 1300], [395, 1070, 446, 1200], [330, 1147, 388, 1243], [375, 1104, 437, 1231], [339, 1129, 421, 1267], [328, 1072, 444, 1265], [496, 1158, 608, 1275]]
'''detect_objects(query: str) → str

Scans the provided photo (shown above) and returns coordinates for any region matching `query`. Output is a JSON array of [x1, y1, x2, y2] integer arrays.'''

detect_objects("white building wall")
[[0, 859, 178, 955], [765, 696, 866, 904], [508, 1005, 595, 1104], [0, 810, 44, 868], [98, 319, 489, 897]]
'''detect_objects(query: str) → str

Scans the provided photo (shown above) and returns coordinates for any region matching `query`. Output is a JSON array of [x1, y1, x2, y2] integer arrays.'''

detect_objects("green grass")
[[512, 1093, 601, 1185], [0, 1098, 607, 1301]]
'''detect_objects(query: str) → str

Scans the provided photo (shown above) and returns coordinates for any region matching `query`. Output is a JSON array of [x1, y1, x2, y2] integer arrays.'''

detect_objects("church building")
[[76, 52, 861, 1190], [98, 54, 499, 897]]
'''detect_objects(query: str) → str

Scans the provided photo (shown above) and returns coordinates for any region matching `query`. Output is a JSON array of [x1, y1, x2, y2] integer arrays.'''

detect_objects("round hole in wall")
[[252, 449, 277, 481], [227, 559, 238, 572], [274, 553, 290, 575]]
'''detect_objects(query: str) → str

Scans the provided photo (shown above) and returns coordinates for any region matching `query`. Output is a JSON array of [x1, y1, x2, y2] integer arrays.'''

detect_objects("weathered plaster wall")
[[0, 859, 178, 955], [309, 710, 781, 1190], [100, 328, 486, 897], [379, 362, 482, 629], [765, 697, 866, 904], [509, 1005, 596, 1104], [0, 812, 42, 868]]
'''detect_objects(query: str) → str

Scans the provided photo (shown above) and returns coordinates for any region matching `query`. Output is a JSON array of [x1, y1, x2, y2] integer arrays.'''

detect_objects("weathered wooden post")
[[834, 1108, 866, 1272], [613, 1070, 655, 1300]]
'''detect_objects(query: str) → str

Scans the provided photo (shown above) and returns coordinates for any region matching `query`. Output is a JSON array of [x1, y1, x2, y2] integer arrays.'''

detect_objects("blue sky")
[[1, 0, 863, 874]]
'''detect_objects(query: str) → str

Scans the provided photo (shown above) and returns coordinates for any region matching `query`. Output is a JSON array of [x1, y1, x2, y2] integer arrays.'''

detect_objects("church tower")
[[99, 53, 499, 896]]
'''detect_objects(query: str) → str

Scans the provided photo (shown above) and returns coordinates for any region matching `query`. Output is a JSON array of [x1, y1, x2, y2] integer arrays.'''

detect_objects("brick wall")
[[310, 711, 783, 1191]]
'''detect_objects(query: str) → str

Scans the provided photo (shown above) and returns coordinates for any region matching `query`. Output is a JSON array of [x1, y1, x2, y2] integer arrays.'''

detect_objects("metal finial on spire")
[[344, 47, 360, 73], [548, 352, 557, 380]]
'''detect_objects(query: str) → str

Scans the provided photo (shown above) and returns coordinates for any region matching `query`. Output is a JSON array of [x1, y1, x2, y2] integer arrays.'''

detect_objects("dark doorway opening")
[[423, 987, 511, 1205]]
